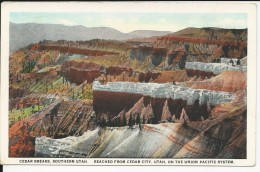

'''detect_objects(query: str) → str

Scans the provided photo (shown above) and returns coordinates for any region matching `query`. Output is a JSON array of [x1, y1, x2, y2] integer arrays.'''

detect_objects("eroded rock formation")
[[93, 81, 235, 123], [39, 45, 118, 56], [186, 71, 246, 92], [9, 100, 95, 157]]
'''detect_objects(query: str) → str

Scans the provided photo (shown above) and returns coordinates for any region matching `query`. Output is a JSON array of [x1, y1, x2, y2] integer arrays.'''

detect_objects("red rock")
[[39, 45, 118, 56], [153, 70, 189, 83], [9, 100, 95, 157], [61, 61, 101, 84], [138, 71, 160, 82], [106, 66, 133, 76], [161, 99, 172, 121], [93, 90, 143, 116], [93, 90, 211, 124], [188, 71, 246, 92], [185, 69, 215, 79]]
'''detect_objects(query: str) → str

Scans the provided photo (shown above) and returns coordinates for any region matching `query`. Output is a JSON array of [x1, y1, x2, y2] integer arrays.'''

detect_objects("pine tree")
[[108, 116, 112, 127], [113, 118, 118, 127], [136, 114, 141, 125], [122, 113, 127, 126], [100, 117, 107, 128], [137, 114, 142, 130], [132, 116, 136, 126], [128, 114, 133, 128]]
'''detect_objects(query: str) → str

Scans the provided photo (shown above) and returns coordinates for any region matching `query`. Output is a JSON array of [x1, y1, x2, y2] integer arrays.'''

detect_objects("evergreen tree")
[[100, 117, 107, 128], [132, 116, 136, 126], [117, 117, 121, 127], [128, 114, 133, 128], [122, 113, 127, 126], [139, 123, 142, 130], [108, 116, 112, 127], [136, 114, 141, 125]]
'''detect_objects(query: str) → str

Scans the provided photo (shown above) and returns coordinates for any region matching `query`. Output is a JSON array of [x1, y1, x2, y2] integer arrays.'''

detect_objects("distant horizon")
[[10, 12, 247, 33], [9, 21, 248, 34]]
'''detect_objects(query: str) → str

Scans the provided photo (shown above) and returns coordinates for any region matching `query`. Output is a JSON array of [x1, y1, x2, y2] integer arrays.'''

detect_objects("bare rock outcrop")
[[187, 71, 246, 92]]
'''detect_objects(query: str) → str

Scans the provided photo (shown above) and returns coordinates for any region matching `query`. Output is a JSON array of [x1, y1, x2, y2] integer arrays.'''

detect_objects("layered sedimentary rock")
[[9, 94, 58, 110], [61, 60, 136, 84], [39, 45, 118, 56], [105, 66, 133, 76], [67, 67, 101, 84], [93, 81, 234, 106], [156, 28, 247, 59], [138, 71, 160, 82], [153, 70, 189, 83], [165, 49, 187, 69], [62, 61, 101, 84], [35, 87, 246, 158], [35, 110, 246, 158], [61, 60, 101, 71], [185, 62, 246, 75], [130, 46, 167, 66], [185, 69, 215, 79], [186, 71, 246, 92], [93, 81, 234, 122], [9, 99, 95, 157]]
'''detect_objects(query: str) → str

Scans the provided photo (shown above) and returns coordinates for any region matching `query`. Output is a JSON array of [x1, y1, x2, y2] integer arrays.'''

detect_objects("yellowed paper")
[[0, 1, 257, 166]]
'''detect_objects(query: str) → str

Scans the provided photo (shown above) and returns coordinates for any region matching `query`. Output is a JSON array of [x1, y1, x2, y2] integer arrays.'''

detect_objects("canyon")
[[8, 26, 247, 158]]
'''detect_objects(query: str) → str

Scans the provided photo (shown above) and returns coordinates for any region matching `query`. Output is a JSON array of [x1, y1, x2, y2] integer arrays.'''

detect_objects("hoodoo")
[[93, 81, 235, 122]]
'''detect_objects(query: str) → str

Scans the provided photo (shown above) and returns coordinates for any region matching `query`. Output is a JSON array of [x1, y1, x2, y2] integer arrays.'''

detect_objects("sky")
[[10, 12, 247, 33]]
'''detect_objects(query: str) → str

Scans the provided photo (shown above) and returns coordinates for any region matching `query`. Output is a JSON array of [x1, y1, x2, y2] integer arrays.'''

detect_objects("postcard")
[[0, 1, 257, 166]]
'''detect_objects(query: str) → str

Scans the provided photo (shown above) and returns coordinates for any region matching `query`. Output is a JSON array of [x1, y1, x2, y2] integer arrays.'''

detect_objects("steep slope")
[[35, 113, 246, 158], [93, 82, 235, 123], [167, 27, 247, 41], [35, 89, 246, 158], [9, 100, 96, 157], [186, 71, 246, 92]]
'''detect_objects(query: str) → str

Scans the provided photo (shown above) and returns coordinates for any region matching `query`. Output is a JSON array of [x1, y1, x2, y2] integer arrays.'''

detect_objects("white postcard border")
[[0, 1, 257, 166]]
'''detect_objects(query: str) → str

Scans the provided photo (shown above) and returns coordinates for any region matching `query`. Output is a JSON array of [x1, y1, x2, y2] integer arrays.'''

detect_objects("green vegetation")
[[130, 58, 153, 72], [9, 105, 44, 127], [21, 61, 37, 73], [83, 53, 129, 68]]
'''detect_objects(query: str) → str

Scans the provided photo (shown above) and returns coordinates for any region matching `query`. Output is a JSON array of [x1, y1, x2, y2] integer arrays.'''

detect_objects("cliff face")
[[106, 66, 133, 76], [185, 69, 215, 79], [153, 70, 189, 83], [187, 71, 246, 92], [129, 28, 247, 70], [138, 71, 160, 82], [93, 82, 234, 105], [39, 45, 118, 56], [35, 106, 246, 158], [93, 82, 235, 123], [35, 87, 246, 158], [123, 96, 210, 123], [93, 90, 143, 115], [61, 60, 135, 85], [185, 62, 246, 75], [61, 61, 100, 85], [130, 46, 167, 66], [67, 67, 101, 84], [9, 27, 247, 159], [9, 100, 95, 157]]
